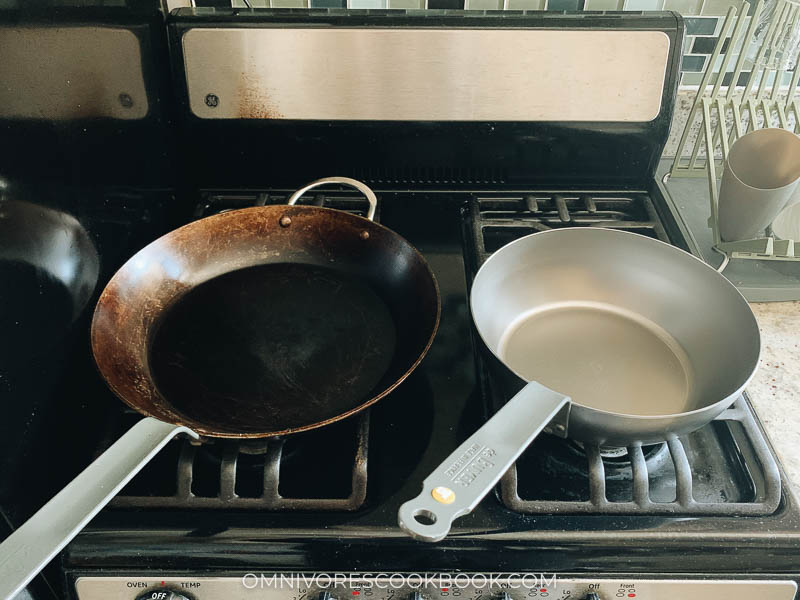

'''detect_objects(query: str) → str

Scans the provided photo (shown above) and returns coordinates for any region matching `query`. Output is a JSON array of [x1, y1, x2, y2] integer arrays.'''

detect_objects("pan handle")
[[287, 176, 378, 222], [0, 417, 197, 600], [398, 382, 570, 543]]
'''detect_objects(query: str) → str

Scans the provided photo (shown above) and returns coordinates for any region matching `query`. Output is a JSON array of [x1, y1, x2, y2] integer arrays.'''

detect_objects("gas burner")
[[572, 440, 674, 482], [568, 439, 669, 463], [594, 445, 630, 460]]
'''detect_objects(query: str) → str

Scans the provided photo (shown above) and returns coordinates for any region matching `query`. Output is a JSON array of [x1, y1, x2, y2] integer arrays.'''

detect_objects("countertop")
[[747, 301, 800, 495]]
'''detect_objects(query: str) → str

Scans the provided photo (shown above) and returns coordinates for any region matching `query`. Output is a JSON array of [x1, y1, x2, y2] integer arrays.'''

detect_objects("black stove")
[[1, 6, 799, 600], [32, 185, 799, 598], [3, 185, 800, 600]]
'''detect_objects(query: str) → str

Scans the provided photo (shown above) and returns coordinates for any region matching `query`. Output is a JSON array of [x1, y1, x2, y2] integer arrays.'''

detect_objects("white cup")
[[718, 128, 800, 242], [772, 201, 800, 241]]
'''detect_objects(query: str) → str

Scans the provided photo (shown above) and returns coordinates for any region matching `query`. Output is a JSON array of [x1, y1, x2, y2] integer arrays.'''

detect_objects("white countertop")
[[747, 302, 800, 495]]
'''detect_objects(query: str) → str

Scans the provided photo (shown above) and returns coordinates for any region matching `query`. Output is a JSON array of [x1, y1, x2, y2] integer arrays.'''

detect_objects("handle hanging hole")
[[413, 509, 437, 526]]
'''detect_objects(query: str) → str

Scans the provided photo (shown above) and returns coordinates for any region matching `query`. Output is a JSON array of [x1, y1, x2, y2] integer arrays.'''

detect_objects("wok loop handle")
[[0, 417, 198, 600], [398, 382, 570, 543], [287, 176, 378, 222]]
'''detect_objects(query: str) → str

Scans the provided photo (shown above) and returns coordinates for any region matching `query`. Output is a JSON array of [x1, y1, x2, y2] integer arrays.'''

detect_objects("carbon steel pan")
[[0, 177, 439, 600], [399, 228, 759, 542]]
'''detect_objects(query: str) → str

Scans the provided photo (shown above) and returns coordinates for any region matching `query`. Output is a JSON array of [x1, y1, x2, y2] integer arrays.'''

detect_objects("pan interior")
[[498, 302, 695, 416], [148, 262, 396, 433]]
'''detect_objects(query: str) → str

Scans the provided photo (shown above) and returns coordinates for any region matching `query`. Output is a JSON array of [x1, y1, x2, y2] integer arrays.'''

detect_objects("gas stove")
[[1, 6, 799, 600], [84, 188, 783, 521], [42, 185, 800, 600]]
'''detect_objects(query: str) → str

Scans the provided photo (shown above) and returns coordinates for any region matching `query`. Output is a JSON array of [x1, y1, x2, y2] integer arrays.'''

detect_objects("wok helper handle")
[[0, 417, 197, 600], [398, 382, 569, 542]]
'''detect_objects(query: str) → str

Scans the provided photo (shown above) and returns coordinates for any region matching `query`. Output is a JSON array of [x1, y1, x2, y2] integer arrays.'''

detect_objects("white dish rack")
[[669, 0, 800, 264]]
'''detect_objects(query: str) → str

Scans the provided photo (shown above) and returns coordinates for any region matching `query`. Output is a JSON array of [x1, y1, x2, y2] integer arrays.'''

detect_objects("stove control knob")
[[409, 593, 424, 600], [582, 594, 601, 600], [495, 593, 512, 600], [318, 592, 334, 600], [135, 591, 191, 600]]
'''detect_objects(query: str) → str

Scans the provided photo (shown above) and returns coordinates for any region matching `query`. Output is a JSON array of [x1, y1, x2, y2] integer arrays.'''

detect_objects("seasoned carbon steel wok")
[[0, 177, 439, 600], [399, 228, 760, 542]]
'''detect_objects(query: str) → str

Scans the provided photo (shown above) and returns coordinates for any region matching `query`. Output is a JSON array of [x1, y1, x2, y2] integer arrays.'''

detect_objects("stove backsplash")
[[0, 0, 753, 90], [0, 7, 681, 190]]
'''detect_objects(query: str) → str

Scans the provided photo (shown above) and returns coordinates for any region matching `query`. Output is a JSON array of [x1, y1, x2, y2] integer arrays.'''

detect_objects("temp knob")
[[582, 594, 601, 600], [496, 593, 512, 600], [409, 593, 424, 600], [319, 593, 334, 600]]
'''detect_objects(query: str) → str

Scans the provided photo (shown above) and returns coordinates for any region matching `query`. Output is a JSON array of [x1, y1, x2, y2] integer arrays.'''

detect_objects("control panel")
[[74, 575, 798, 600]]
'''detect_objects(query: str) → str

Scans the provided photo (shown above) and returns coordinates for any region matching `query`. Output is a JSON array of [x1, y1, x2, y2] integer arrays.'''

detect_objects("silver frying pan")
[[398, 228, 760, 542]]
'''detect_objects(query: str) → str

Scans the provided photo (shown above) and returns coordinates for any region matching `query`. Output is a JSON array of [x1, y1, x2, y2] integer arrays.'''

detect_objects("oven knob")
[[495, 593, 512, 600], [409, 593, 424, 600], [135, 591, 190, 600], [318, 592, 334, 600], [582, 594, 601, 600]]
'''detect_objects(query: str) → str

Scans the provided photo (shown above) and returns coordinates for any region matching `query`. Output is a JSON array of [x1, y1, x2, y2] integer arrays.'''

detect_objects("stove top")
[[1, 182, 800, 600]]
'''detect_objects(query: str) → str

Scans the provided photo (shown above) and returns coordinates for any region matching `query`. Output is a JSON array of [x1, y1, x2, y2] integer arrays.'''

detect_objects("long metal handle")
[[287, 176, 378, 221], [0, 417, 198, 600], [398, 382, 570, 542]]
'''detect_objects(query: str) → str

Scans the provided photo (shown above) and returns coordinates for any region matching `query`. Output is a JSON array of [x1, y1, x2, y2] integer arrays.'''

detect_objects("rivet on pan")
[[279, 216, 292, 228], [554, 424, 566, 432], [360, 231, 370, 240], [432, 486, 456, 504]]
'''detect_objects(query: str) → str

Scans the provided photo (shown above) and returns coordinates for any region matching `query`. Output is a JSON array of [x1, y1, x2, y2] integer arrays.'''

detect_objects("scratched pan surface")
[[91, 204, 440, 438], [0, 200, 441, 599]]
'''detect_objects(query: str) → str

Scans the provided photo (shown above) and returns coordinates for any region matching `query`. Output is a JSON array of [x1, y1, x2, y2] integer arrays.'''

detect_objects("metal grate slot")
[[500, 400, 781, 515], [476, 194, 661, 221], [469, 193, 670, 265], [106, 411, 369, 510]]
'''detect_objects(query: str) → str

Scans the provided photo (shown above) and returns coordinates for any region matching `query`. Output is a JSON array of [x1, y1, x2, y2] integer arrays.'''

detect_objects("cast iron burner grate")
[[104, 188, 376, 511], [104, 410, 369, 510], [466, 193, 670, 262], [461, 192, 782, 516], [194, 189, 380, 220]]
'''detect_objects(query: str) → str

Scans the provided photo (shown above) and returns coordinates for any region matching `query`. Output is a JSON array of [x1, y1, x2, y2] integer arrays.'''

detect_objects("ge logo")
[[118, 93, 134, 108], [205, 94, 219, 108]]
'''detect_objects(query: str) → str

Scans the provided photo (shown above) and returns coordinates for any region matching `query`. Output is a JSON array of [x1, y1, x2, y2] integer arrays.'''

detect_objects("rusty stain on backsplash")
[[236, 70, 285, 120]]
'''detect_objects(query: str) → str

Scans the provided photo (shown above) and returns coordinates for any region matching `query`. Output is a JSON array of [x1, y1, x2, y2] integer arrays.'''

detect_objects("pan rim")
[[469, 226, 761, 422], [91, 204, 441, 439]]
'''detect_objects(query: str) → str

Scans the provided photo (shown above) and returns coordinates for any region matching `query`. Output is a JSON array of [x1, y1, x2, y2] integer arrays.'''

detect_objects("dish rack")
[[669, 0, 800, 264]]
